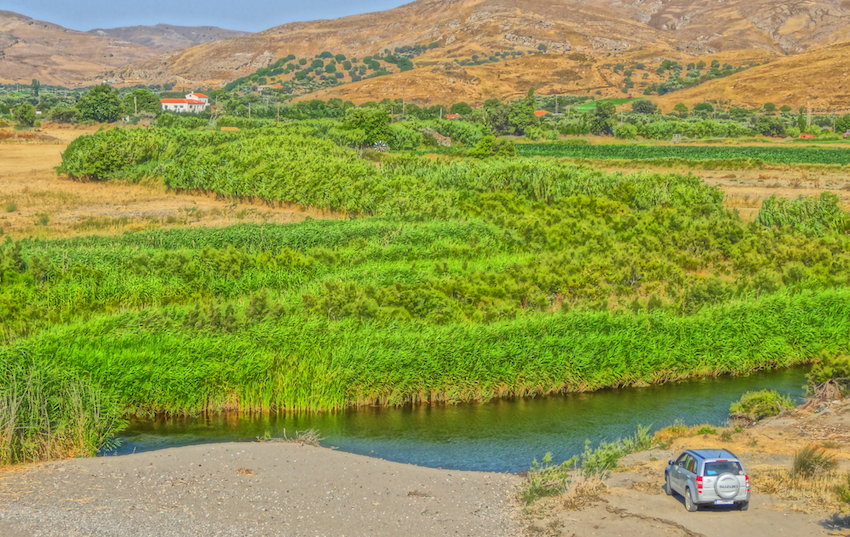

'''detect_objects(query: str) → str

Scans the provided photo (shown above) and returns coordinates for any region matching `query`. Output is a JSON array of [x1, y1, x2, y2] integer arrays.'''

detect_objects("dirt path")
[[0, 443, 520, 537]]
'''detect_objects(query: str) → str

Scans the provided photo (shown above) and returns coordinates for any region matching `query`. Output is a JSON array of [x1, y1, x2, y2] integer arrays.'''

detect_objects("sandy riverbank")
[[0, 442, 520, 536], [4, 402, 850, 536]]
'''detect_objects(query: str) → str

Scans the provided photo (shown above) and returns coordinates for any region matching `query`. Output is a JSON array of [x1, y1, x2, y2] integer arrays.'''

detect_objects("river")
[[111, 367, 807, 473]]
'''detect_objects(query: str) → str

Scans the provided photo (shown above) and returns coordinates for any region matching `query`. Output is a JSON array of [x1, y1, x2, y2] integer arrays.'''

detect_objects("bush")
[[467, 136, 517, 158], [631, 100, 657, 114], [792, 446, 837, 478], [614, 124, 638, 139], [806, 355, 850, 396], [729, 389, 795, 424]]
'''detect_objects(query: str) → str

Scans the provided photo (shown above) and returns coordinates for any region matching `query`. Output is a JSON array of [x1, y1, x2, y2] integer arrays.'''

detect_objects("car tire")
[[685, 488, 699, 512], [666, 473, 673, 496], [738, 501, 749, 511]]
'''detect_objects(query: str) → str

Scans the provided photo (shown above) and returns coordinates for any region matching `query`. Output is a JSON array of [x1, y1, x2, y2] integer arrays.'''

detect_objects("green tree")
[[673, 102, 689, 116], [12, 103, 37, 127], [589, 101, 616, 135], [780, 105, 792, 113], [631, 100, 657, 114], [76, 84, 122, 123], [343, 107, 391, 145], [755, 116, 786, 137], [31, 79, 40, 98], [835, 114, 850, 134], [319, 51, 333, 59], [334, 54, 346, 62], [696, 60, 706, 70], [693, 103, 714, 114], [763, 102, 776, 114], [122, 89, 160, 115], [299, 58, 307, 65], [507, 87, 538, 135], [537, 44, 548, 52], [325, 63, 337, 74], [428, 41, 439, 49], [48, 107, 79, 124], [450, 102, 473, 115]]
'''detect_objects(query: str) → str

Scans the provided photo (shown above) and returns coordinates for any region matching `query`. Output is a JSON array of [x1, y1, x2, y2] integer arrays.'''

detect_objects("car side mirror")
[[668, 460, 675, 466]]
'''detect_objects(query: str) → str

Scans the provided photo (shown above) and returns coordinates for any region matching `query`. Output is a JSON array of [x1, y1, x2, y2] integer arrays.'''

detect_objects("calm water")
[[112, 368, 807, 473]]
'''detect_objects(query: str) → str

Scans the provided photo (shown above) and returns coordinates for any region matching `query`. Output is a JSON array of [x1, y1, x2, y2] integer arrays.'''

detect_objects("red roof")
[[191, 93, 208, 98], [534, 110, 549, 116], [445, 113, 460, 119], [161, 99, 205, 104]]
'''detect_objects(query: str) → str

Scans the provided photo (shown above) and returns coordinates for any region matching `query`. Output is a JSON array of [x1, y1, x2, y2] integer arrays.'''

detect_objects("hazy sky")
[[4, 0, 411, 32]]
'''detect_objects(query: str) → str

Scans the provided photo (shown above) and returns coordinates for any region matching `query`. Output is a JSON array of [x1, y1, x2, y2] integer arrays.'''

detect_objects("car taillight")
[[696, 476, 703, 494], [746, 475, 750, 492]]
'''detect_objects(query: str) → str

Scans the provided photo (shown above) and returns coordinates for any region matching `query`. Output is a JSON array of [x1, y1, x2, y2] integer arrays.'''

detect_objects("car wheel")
[[738, 501, 749, 511], [685, 488, 699, 512], [666, 473, 673, 496]]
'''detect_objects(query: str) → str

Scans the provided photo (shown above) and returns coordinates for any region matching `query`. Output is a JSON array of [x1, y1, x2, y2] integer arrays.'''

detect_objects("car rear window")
[[704, 461, 743, 476]]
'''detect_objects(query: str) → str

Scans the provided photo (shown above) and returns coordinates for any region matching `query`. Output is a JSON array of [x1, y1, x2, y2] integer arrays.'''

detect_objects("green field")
[[571, 98, 641, 113], [517, 143, 850, 165]]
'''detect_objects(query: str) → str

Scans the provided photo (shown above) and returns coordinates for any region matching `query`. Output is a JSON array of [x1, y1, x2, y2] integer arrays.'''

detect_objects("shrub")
[[614, 124, 638, 139], [631, 100, 657, 114], [806, 354, 850, 396], [792, 446, 837, 478], [467, 136, 516, 158], [729, 390, 795, 424]]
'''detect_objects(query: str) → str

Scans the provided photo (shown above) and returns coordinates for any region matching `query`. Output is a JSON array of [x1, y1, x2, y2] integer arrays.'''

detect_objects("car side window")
[[676, 454, 688, 467], [687, 457, 696, 474]]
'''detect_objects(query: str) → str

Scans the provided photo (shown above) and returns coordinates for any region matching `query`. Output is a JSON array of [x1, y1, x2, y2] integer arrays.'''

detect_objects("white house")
[[160, 92, 210, 113], [185, 92, 209, 105]]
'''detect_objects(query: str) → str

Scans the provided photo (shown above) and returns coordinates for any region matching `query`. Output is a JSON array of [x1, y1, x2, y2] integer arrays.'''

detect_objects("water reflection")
[[113, 368, 806, 472]]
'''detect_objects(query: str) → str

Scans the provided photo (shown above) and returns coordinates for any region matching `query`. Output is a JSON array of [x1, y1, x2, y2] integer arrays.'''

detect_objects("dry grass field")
[[0, 127, 338, 239]]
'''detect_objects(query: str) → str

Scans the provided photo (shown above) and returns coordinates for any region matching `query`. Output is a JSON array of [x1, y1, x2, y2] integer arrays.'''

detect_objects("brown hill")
[[88, 24, 250, 53], [110, 0, 850, 89], [655, 41, 850, 112], [0, 11, 158, 86]]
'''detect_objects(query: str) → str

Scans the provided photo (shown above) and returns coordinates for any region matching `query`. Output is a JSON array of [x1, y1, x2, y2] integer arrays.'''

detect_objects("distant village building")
[[160, 92, 210, 113]]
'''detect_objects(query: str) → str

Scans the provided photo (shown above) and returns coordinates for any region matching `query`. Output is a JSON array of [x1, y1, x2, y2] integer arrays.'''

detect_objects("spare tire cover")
[[715, 473, 741, 499]]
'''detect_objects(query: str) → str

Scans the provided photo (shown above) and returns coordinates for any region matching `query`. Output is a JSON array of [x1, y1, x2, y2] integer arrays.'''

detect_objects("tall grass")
[[5, 287, 845, 415], [0, 358, 125, 464], [758, 192, 849, 236]]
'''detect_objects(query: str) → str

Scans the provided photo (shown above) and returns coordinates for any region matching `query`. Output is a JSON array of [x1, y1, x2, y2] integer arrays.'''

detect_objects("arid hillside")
[[88, 24, 250, 53], [0, 11, 158, 85], [110, 0, 850, 89], [656, 41, 850, 111]]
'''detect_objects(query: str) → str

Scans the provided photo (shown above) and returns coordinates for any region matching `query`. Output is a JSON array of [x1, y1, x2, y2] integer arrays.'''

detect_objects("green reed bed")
[[9, 288, 848, 415], [0, 356, 125, 464], [0, 126, 841, 460]]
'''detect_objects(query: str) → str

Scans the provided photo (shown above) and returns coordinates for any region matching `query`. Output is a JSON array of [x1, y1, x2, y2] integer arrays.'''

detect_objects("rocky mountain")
[[0, 11, 249, 85], [0, 10, 158, 85], [88, 24, 250, 53]]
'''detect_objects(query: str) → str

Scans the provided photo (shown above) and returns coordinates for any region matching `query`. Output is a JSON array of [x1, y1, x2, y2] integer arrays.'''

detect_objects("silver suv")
[[665, 449, 750, 511]]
